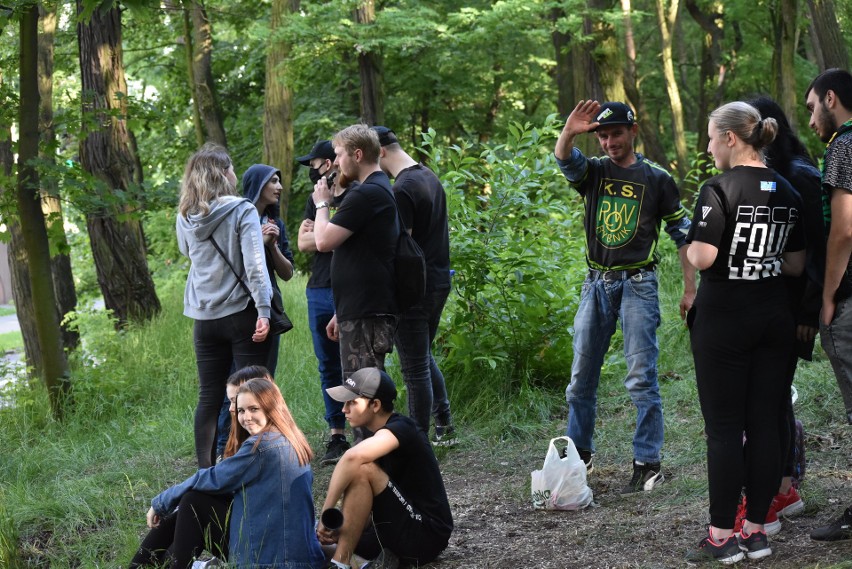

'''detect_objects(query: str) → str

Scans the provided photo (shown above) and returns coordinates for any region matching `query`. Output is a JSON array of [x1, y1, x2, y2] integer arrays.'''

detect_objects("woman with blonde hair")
[[146, 379, 325, 569], [177, 144, 273, 469], [685, 101, 806, 563]]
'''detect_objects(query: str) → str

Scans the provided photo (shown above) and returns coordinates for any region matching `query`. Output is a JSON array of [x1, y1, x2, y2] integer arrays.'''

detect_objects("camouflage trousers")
[[339, 315, 397, 378]]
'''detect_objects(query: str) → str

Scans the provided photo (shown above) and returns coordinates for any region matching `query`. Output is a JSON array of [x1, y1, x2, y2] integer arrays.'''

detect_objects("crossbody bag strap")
[[208, 235, 252, 297]]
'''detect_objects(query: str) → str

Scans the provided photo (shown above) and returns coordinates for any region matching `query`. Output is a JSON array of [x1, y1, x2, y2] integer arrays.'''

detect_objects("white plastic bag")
[[531, 436, 593, 511]]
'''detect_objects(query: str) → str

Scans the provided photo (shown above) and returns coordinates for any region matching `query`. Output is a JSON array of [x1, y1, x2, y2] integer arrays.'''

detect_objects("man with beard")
[[553, 100, 695, 495], [805, 68, 852, 542], [311, 125, 399, 396]]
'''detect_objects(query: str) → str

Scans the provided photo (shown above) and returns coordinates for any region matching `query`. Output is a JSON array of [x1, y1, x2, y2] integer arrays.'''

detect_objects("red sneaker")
[[734, 495, 781, 536], [770, 487, 804, 518]]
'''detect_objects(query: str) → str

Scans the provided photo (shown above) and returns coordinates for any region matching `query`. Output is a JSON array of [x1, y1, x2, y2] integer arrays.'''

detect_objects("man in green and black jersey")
[[554, 100, 696, 495]]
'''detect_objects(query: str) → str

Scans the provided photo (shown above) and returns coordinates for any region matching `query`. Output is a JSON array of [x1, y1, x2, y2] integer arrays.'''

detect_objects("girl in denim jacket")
[[144, 379, 325, 569]]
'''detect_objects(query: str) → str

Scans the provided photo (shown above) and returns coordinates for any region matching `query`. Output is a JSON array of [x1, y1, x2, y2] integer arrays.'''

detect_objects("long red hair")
[[223, 367, 273, 459], [231, 378, 313, 466]]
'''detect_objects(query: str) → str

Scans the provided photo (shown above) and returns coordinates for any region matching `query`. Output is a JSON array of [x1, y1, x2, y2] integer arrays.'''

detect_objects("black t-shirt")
[[393, 165, 451, 292], [303, 194, 345, 289], [377, 414, 453, 538], [687, 166, 805, 283], [329, 171, 399, 320]]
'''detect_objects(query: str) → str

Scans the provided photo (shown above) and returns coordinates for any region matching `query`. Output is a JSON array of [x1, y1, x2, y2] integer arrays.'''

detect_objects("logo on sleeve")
[[701, 206, 712, 219]]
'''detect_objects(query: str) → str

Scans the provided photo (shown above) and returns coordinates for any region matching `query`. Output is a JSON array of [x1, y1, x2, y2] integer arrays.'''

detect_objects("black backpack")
[[385, 187, 426, 313]]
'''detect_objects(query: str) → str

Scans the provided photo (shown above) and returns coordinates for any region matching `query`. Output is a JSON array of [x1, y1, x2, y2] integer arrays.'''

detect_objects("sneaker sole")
[[778, 499, 804, 518], [744, 547, 772, 560], [431, 439, 458, 447], [765, 519, 781, 536]]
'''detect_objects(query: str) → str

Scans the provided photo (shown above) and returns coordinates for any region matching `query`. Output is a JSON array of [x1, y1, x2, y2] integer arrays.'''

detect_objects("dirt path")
[[313, 428, 852, 569]]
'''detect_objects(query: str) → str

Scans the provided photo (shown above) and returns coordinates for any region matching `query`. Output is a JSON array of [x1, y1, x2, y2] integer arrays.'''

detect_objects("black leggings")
[[690, 285, 794, 529], [193, 306, 271, 468], [129, 491, 231, 569]]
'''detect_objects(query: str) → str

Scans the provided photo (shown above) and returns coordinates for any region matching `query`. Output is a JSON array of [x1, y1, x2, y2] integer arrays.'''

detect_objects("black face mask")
[[308, 168, 322, 184]]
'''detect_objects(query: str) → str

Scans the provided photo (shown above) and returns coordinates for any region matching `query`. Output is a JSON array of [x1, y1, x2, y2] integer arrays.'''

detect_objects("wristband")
[[315, 201, 330, 210]]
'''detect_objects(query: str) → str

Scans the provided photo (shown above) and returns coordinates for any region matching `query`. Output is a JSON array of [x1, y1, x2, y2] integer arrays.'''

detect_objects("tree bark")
[[18, 3, 71, 418], [773, 0, 799, 129], [263, 0, 298, 219], [655, 0, 688, 181], [620, 0, 668, 166], [185, 0, 228, 147], [549, 7, 574, 117], [39, 3, 80, 352], [1, 110, 43, 379], [77, 0, 161, 325], [354, 0, 383, 126], [806, 0, 849, 70], [177, 0, 205, 148]]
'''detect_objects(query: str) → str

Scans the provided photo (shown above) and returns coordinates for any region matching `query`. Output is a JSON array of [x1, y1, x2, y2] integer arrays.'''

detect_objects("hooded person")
[[241, 164, 296, 376], [176, 144, 274, 469]]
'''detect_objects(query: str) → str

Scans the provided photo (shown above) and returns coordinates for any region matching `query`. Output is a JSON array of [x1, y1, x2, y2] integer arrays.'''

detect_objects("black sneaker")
[[360, 548, 399, 569], [620, 460, 664, 495], [432, 425, 458, 447], [320, 435, 350, 466], [685, 534, 744, 564], [736, 529, 772, 559], [810, 506, 852, 541]]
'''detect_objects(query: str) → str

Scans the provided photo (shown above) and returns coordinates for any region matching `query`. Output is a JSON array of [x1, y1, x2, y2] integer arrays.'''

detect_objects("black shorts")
[[355, 479, 449, 565]]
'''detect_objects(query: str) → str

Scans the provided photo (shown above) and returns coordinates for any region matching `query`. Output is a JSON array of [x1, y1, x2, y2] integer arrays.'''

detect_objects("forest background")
[[0, 0, 851, 567]]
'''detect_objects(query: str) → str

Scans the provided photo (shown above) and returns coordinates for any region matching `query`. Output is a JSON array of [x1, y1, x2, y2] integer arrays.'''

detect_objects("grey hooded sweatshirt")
[[177, 196, 272, 320]]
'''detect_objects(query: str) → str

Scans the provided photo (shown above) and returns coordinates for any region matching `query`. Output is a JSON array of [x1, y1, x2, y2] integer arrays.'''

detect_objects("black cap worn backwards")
[[325, 367, 397, 407], [371, 126, 399, 147]]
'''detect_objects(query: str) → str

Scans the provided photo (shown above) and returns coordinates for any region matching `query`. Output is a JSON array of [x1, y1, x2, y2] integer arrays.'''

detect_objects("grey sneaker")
[[360, 548, 399, 569], [320, 435, 350, 466], [685, 533, 744, 565], [620, 460, 664, 495], [736, 529, 772, 560], [432, 425, 458, 447]]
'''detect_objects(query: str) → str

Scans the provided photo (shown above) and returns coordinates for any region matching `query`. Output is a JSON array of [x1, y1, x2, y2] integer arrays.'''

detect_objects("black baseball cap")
[[296, 140, 336, 166], [593, 102, 635, 131], [371, 126, 399, 147], [326, 367, 397, 407]]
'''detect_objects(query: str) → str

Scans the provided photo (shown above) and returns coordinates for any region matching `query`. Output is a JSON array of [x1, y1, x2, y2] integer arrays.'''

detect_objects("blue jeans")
[[307, 287, 345, 430], [565, 269, 663, 464], [394, 287, 452, 433]]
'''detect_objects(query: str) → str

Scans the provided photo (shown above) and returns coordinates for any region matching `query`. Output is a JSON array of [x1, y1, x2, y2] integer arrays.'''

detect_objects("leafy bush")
[[422, 118, 587, 399]]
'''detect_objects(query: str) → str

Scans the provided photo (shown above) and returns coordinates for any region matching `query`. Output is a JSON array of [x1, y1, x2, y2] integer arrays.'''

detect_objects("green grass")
[[0, 266, 849, 568], [0, 331, 23, 353], [0, 306, 16, 318]]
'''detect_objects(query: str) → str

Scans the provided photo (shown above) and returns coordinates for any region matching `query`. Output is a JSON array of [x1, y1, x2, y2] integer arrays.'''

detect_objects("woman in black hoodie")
[[241, 164, 296, 376]]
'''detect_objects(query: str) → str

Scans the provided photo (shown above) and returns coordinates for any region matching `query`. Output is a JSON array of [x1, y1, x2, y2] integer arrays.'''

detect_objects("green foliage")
[[424, 118, 586, 397]]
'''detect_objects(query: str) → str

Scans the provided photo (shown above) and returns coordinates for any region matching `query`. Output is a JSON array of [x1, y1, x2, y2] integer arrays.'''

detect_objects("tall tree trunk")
[[185, 0, 227, 147], [807, 0, 849, 70], [19, 4, 71, 419], [620, 0, 668, 166], [773, 0, 799, 128], [655, 0, 688, 181], [39, 3, 79, 352], [550, 7, 575, 117], [178, 1, 204, 147], [1, 102, 43, 379], [686, 0, 735, 163], [570, 0, 622, 157], [77, 0, 161, 325], [354, 0, 383, 125], [263, 0, 298, 219]]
